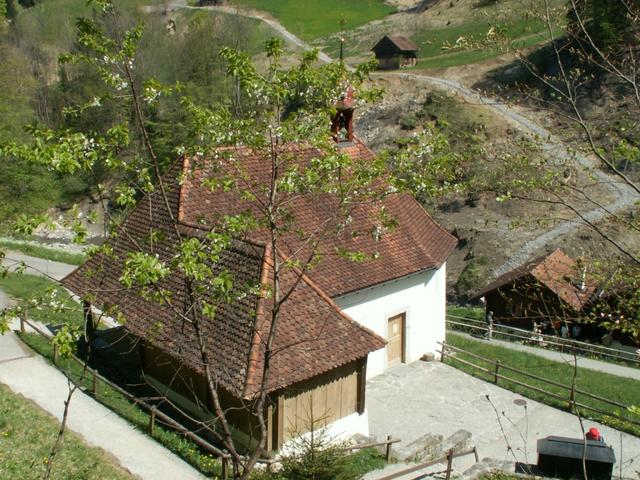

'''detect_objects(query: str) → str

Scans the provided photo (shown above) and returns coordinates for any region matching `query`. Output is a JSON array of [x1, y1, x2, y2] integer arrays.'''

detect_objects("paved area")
[[0, 289, 11, 310], [366, 361, 640, 479], [2, 250, 76, 281], [0, 331, 204, 479]]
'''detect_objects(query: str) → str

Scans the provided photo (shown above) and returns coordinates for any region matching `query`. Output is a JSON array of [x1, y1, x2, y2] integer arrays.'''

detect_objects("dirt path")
[[376, 73, 639, 276], [170, 4, 639, 277], [173, 3, 333, 62]]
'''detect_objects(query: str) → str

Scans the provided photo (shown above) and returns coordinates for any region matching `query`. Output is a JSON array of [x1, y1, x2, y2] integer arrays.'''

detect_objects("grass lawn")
[[0, 273, 83, 327], [448, 305, 485, 321], [445, 333, 640, 436], [0, 382, 133, 480], [1, 239, 85, 265], [231, 0, 396, 41]]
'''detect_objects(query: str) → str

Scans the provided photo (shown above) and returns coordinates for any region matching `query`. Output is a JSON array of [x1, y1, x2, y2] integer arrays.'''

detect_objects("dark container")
[[537, 436, 615, 480]]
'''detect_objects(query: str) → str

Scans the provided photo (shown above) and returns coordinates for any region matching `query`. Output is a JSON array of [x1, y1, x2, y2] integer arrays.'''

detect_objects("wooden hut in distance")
[[372, 35, 419, 69]]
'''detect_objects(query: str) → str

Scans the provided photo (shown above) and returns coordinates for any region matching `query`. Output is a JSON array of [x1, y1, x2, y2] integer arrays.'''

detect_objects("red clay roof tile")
[[476, 248, 596, 311], [63, 139, 454, 397]]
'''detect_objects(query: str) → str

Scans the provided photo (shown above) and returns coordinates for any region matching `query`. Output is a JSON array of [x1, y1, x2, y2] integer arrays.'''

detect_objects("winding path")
[[172, 3, 639, 276], [380, 73, 639, 276]]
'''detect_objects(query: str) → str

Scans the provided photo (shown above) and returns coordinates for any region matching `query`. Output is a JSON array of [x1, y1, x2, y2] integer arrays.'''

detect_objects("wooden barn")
[[62, 99, 456, 452], [474, 249, 596, 330], [372, 35, 419, 69]]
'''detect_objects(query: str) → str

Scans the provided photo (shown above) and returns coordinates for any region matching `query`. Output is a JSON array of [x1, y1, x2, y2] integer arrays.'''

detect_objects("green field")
[[445, 333, 640, 435], [231, 0, 396, 40], [0, 383, 133, 480]]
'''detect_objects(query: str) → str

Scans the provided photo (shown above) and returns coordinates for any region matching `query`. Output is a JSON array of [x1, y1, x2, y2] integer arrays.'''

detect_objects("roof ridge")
[[243, 242, 272, 398]]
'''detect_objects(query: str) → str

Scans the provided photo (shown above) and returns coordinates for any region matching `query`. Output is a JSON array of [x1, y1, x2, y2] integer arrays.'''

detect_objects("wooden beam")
[[275, 394, 285, 450], [266, 400, 274, 452], [357, 358, 367, 415]]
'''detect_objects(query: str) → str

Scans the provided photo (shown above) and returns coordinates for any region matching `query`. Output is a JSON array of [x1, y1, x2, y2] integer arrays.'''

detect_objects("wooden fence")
[[17, 315, 400, 477], [375, 446, 479, 480], [446, 315, 640, 367], [438, 340, 640, 429]]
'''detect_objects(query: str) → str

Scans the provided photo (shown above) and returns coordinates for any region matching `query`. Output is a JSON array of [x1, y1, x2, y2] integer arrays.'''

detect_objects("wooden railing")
[[446, 314, 640, 367], [17, 315, 400, 477], [373, 446, 479, 480], [438, 340, 640, 428]]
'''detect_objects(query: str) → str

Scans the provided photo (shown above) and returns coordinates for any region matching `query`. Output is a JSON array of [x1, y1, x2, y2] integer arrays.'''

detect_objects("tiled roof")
[[62, 160, 385, 398], [387, 35, 418, 52], [244, 248, 386, 396], [179, 139, 457, 297], [475, 249, 596, 311]]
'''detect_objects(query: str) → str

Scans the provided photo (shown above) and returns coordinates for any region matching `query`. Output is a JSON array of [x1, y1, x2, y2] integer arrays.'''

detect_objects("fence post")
[[53, 344, 58, 363], [92, 371, 97, 397], [385, 434, 393, 462], [494, 360, 501, 384], [148, 407, 156, 436], [445, 448, 454, 480], [441, 341, 447, 363], [473, 446, 479, 463]]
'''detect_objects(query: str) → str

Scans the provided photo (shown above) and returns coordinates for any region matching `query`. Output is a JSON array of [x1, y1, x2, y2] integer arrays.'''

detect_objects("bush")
[[456, 256, 490, 298], [252, 414, 385, 480], [399, 113, 418, 130]]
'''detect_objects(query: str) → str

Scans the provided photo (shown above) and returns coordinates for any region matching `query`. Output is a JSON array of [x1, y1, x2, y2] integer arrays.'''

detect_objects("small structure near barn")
[[537, 436, 615, 480], [372, 35, 419, 69], [474, 249, 595, 330]]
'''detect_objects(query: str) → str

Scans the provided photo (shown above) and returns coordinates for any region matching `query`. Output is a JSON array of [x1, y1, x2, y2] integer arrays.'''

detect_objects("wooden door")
[[387, 313, 405, 366]]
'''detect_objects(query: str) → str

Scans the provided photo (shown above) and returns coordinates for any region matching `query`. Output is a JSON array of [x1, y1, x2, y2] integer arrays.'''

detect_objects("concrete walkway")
[[0, 330, 205, 480], [459, 332, 640, 381], [366, 361, 640, 479], [1, 250, 76, 281], [0, 251, 203, 478]]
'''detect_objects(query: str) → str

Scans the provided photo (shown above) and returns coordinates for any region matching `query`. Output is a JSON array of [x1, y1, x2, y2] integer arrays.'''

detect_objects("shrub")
[[399, 114, 418, 130], [456, 255, 490, 298]]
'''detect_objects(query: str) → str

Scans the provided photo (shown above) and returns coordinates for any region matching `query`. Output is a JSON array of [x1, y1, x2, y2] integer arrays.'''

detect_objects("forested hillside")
[[0, 0, 273, 224]]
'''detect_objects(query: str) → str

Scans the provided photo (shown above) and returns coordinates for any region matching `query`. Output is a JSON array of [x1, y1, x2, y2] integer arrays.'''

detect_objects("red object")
[[586, 427, 601, 440]]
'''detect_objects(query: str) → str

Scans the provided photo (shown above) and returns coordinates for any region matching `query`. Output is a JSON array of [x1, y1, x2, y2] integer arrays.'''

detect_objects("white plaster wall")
[[334, 264, 447, 379], [280, 411, 369, 456]]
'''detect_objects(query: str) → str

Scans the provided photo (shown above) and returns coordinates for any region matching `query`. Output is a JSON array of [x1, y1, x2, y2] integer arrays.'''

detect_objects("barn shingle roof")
[[179, 140, 456, 297], [372, 35, 419, 54], [387, 35, 418, 52], [63, 139, 455, 397], [475, 248, 596, 311]]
